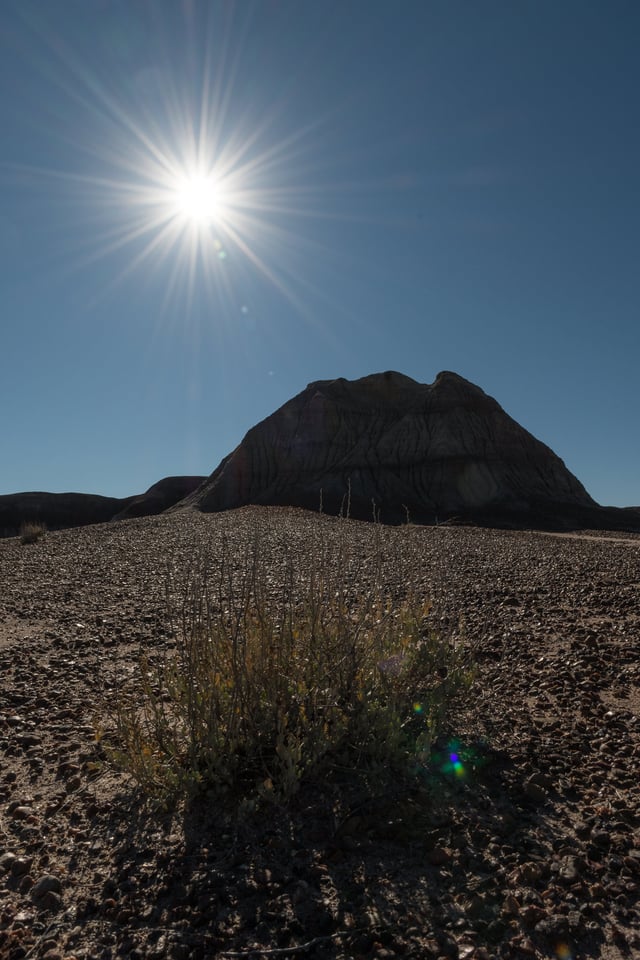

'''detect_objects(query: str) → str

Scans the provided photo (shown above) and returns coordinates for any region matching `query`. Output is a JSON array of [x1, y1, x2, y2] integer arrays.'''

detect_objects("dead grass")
[[19, 521, 46, 544], [106, 519, 474, 808]]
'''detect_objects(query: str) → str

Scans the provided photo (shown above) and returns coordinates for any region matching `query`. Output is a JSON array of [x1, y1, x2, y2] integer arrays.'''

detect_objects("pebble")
[[10, 805, 36, 820], [523, 778, 547, 804], [428, 846, 452, 866], [10, 857, 33, 877], [31, 874, 63, 899], [0, 851, 17, 872], [502, 895, 520, 916], [558, 857, 582, 883], [535, 915, 569, 939]]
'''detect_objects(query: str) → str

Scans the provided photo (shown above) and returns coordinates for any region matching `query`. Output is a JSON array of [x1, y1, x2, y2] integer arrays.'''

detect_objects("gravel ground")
[[1, 506, 639, 960]]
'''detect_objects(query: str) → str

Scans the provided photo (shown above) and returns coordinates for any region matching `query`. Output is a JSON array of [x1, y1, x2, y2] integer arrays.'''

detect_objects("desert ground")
[[1, 507, 639, 960]]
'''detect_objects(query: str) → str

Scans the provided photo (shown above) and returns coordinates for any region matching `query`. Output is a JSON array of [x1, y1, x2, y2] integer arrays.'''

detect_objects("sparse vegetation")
[[19, 521, 46, 544], [107, 521, 474, 807], [4, 512, 638, 959]]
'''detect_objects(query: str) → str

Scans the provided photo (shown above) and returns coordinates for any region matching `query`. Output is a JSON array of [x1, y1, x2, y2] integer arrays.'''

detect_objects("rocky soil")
[[1, 507, 639, 960]]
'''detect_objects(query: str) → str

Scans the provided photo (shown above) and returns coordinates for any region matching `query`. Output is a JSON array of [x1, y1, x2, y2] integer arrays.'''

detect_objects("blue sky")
[[1, 0, 638, 507]]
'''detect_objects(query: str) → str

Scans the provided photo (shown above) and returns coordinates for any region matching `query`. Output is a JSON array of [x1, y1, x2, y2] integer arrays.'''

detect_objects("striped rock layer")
[[182, 371, 609, 528]]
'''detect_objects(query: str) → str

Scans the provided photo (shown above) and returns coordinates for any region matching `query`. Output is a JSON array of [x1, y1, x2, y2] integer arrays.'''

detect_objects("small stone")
[[523, 778, 547, 804], [10, 857, 33, 877], [567, 910, 584, 931], [41, 890, 62, 911], [428, 846, 452, 866], [511, 938, 537, 957], [32, 875, 63, 900], [624, 851, 640, 873], [535, 915, 569, 940], [558, 857, 581, 884], [521, 862, 543, 884], [611, 927, 629, 946], [16, 733, 41, 748], [521, 905, 547, 926], [503, 895, 520, 916], [458, 945, 475, 959], [14, 910, 33, 925], [464, 894, 488, 919], [0, 851, 17, 872], [435, 935, 459, 958], [591, 829, 610, 848], [19, 874, 35, 893]]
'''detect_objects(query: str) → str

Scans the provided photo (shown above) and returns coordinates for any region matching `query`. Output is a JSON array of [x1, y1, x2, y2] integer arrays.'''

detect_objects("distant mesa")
[[178, 370, 640, 531], [0, 476, 205, 538], [0, 491, 127, 538], [111, 476, 206, 521], [3, 372, 639, 537]]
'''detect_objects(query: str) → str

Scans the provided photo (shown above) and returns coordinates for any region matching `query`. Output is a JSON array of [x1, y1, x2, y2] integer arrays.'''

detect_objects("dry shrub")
[[107, 519, 474, 806], [19, 522, 46, 544]]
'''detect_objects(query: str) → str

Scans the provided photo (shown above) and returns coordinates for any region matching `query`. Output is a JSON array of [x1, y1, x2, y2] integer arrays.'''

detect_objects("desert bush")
[[107, 520, 474, 806], [19, 522, 46, 544]]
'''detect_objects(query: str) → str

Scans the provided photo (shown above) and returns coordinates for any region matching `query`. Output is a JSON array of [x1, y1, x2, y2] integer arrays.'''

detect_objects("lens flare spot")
[[450, 751, 464, 774], [413, 702, 423, 714], [555, 945, 573, 960], [439, 741, 467, 779]]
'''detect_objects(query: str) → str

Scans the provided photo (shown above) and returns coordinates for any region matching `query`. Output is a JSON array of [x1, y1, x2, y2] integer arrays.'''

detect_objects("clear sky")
[[1, 0, 638, 507]]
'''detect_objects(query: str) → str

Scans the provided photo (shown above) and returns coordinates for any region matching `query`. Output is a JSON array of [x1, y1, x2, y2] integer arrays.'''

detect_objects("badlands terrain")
[[1, 507, 639, 960]]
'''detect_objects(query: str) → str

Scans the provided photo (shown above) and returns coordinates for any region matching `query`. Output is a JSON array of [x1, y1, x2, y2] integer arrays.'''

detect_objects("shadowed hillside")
[[0, 476, 205, 537], [177, 371, 640, 531]]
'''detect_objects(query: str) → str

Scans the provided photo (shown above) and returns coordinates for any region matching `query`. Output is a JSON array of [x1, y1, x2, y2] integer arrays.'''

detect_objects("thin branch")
[[219, 928, 369, 957]]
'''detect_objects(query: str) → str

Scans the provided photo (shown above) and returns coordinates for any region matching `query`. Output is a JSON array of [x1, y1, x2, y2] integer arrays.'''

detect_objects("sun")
[[12, 2, 360, 327], [44, 23, 336, 319], [172, 173, 227, 225]]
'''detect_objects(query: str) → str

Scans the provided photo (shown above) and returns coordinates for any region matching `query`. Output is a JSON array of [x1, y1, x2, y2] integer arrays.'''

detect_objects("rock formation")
[[180, 371, 640, 530], [112, 476, 205, 521], [4, 374, 638, 535], [0, 492, 129, 538], [0, 476, 205, 537]]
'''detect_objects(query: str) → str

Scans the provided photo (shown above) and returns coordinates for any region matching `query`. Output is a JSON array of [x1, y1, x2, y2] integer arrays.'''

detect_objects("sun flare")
[[35, 10, 340, 321]]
